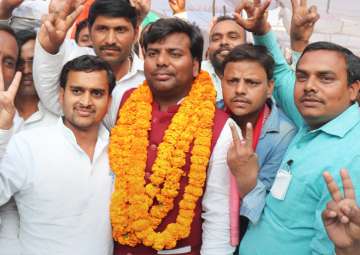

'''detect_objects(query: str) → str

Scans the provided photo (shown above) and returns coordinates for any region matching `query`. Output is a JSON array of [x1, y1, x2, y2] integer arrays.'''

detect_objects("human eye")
[[91, 90, 104, 98]]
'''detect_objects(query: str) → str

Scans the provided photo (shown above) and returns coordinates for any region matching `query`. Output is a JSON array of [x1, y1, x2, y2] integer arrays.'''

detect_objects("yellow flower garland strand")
[[109, 71, 216, 250]]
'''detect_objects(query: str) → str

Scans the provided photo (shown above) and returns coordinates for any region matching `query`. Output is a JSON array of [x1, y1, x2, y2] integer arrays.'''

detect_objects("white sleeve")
[[201, 119, 235, 255], [0, 128, 14, 161], [33, 38, 92, 115], [0, 135, 31, 206]]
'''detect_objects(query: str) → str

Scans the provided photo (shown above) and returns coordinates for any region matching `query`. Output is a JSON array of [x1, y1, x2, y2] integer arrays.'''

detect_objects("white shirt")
[[0, 118, 113, 255], [0, 102, 57, 255], [201, 118, 236, 255], [33, 38, 145, 128]]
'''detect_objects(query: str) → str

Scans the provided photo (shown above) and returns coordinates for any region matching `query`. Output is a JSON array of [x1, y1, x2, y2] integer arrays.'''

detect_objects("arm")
[[33, 0, 89, 115], [0, 134, 30, 206], [241, 124, 297, 223], [201, 119, 235, 255], [0, 0, 23, 20], [254, 31, 303, 127]]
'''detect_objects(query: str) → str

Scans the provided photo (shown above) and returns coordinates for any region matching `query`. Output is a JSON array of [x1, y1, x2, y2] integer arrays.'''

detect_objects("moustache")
[[231, 97, 251, 104], [21, 74, 33, 82], [299, 93, 325, 104], [100, 45, 121, 51]]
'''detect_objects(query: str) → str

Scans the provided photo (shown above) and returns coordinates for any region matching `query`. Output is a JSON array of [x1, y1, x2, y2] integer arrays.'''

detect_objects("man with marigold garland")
[[108, 18, 239, 255]]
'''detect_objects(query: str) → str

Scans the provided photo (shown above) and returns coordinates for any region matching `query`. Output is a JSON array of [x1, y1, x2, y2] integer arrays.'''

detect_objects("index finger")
[[229, 122, 242, 145], [7, 71, 22, 99], [245, 122, 253, 148], [291, 0, 299, 10], [340, 169, 356, 200], [300, 0, 307, 7], [323, 171, 343, 202]]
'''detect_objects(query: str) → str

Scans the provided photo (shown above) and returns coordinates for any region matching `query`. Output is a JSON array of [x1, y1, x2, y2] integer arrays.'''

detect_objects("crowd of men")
[[0, 0, 359, 254]]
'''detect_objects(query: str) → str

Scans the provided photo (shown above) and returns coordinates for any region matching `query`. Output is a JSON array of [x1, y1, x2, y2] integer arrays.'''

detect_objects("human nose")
[[80, 91, 92, 106], [105, 29, 116, 45]]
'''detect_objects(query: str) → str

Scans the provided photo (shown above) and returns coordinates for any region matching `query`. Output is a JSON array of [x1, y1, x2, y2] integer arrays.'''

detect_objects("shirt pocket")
[[266, 175, 311, 228]]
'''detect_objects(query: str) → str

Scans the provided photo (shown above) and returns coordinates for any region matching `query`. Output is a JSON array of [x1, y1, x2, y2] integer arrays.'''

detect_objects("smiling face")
[[59, 70, 111, 132], [208, 19, 245, 73], [294, 50, 359, 129], [144, 32, 199, 102], [222, 60, 273, 121], [90, 16, 137, 67]]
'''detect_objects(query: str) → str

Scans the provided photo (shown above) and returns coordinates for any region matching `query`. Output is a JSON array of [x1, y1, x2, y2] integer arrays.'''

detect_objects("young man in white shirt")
[[0, 55, 115, 255]]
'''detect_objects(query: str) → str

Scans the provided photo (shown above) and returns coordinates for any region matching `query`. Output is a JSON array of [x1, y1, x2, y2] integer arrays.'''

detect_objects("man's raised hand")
[[0, 59, 21, 130], [39, 0, 84, 54], [290, 0, 320, 52], [227, 122, 259, 197], [322, 169, 360, 254], [233, 0, 271, 35]]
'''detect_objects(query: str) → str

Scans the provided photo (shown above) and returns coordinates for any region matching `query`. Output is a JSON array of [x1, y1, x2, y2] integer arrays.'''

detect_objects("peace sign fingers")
[[323, 171, 343, 202]]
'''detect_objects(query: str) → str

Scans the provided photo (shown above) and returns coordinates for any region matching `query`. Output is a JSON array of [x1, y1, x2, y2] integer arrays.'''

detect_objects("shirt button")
[[153, 118, 158, 124], [150, 144, 157, 151]]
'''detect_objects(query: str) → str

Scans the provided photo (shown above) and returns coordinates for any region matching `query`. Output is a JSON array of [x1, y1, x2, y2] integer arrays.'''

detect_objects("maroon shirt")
[[114, 89, 228, 255]]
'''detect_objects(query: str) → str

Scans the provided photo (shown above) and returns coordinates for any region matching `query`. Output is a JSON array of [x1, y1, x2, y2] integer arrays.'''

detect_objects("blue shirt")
[[239, 31, 360, 255], [218, 99, 296, 223]]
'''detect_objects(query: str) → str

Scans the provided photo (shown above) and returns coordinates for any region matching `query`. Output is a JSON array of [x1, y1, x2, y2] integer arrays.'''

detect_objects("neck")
[[112, 58, 131, 81], [64, 119, 100, 161], [154, 88, 191, 112], [15, 95, 39, 120], [233, 112, 259, 136]]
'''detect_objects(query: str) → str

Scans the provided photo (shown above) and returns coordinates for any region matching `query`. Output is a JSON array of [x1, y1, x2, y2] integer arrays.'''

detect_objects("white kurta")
[[0, 119, 113, 255]]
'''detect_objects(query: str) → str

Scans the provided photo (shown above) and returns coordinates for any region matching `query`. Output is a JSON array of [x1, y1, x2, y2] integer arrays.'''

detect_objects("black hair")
[[210, 15, 246, 40], [221, 44, 274, 79], [88, 0, 137, 29], [15, 30, 36, 48], [299, 41, 360, 86], [60, 55, 116, 94], [75, 19, 89, 43], [143, 18, 204, 66], [0, 24, 17, 40]]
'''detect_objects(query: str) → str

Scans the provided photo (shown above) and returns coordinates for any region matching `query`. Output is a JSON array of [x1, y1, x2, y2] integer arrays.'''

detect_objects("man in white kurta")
[[0, 55, 115, 254]]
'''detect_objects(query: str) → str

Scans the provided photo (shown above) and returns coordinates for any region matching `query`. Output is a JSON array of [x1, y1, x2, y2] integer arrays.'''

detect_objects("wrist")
[[291, 39, 309, 53], [253, 22, 271, 36], [236, 172, 258, 198], [336, 246, 360, 255]]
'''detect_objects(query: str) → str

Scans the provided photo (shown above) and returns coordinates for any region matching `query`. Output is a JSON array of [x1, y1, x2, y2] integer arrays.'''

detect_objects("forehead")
[[66, 70, 110, 90], [20, 39, 35, 58], [224, 61, 267, 78], [147, 32, 191, 50], [92, 15, 134, 28], [0, 30, 18, 60], [211, 19, 244, 35], [297, 50, 347, 73]]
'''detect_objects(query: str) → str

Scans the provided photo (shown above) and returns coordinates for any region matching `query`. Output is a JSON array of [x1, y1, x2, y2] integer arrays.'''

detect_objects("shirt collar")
[[58, 117, 109, 147], [120, 52, 144, 83], [260, 98, 280, 138], [308, 103, 360, 138]]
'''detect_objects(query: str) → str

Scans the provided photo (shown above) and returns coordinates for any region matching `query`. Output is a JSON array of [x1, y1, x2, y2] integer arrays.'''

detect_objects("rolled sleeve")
[[240, 179, 267, 224]]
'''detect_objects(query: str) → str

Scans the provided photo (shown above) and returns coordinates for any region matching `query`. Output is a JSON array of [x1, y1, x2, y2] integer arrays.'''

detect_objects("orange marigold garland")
[[109, 71, 216, 251]]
